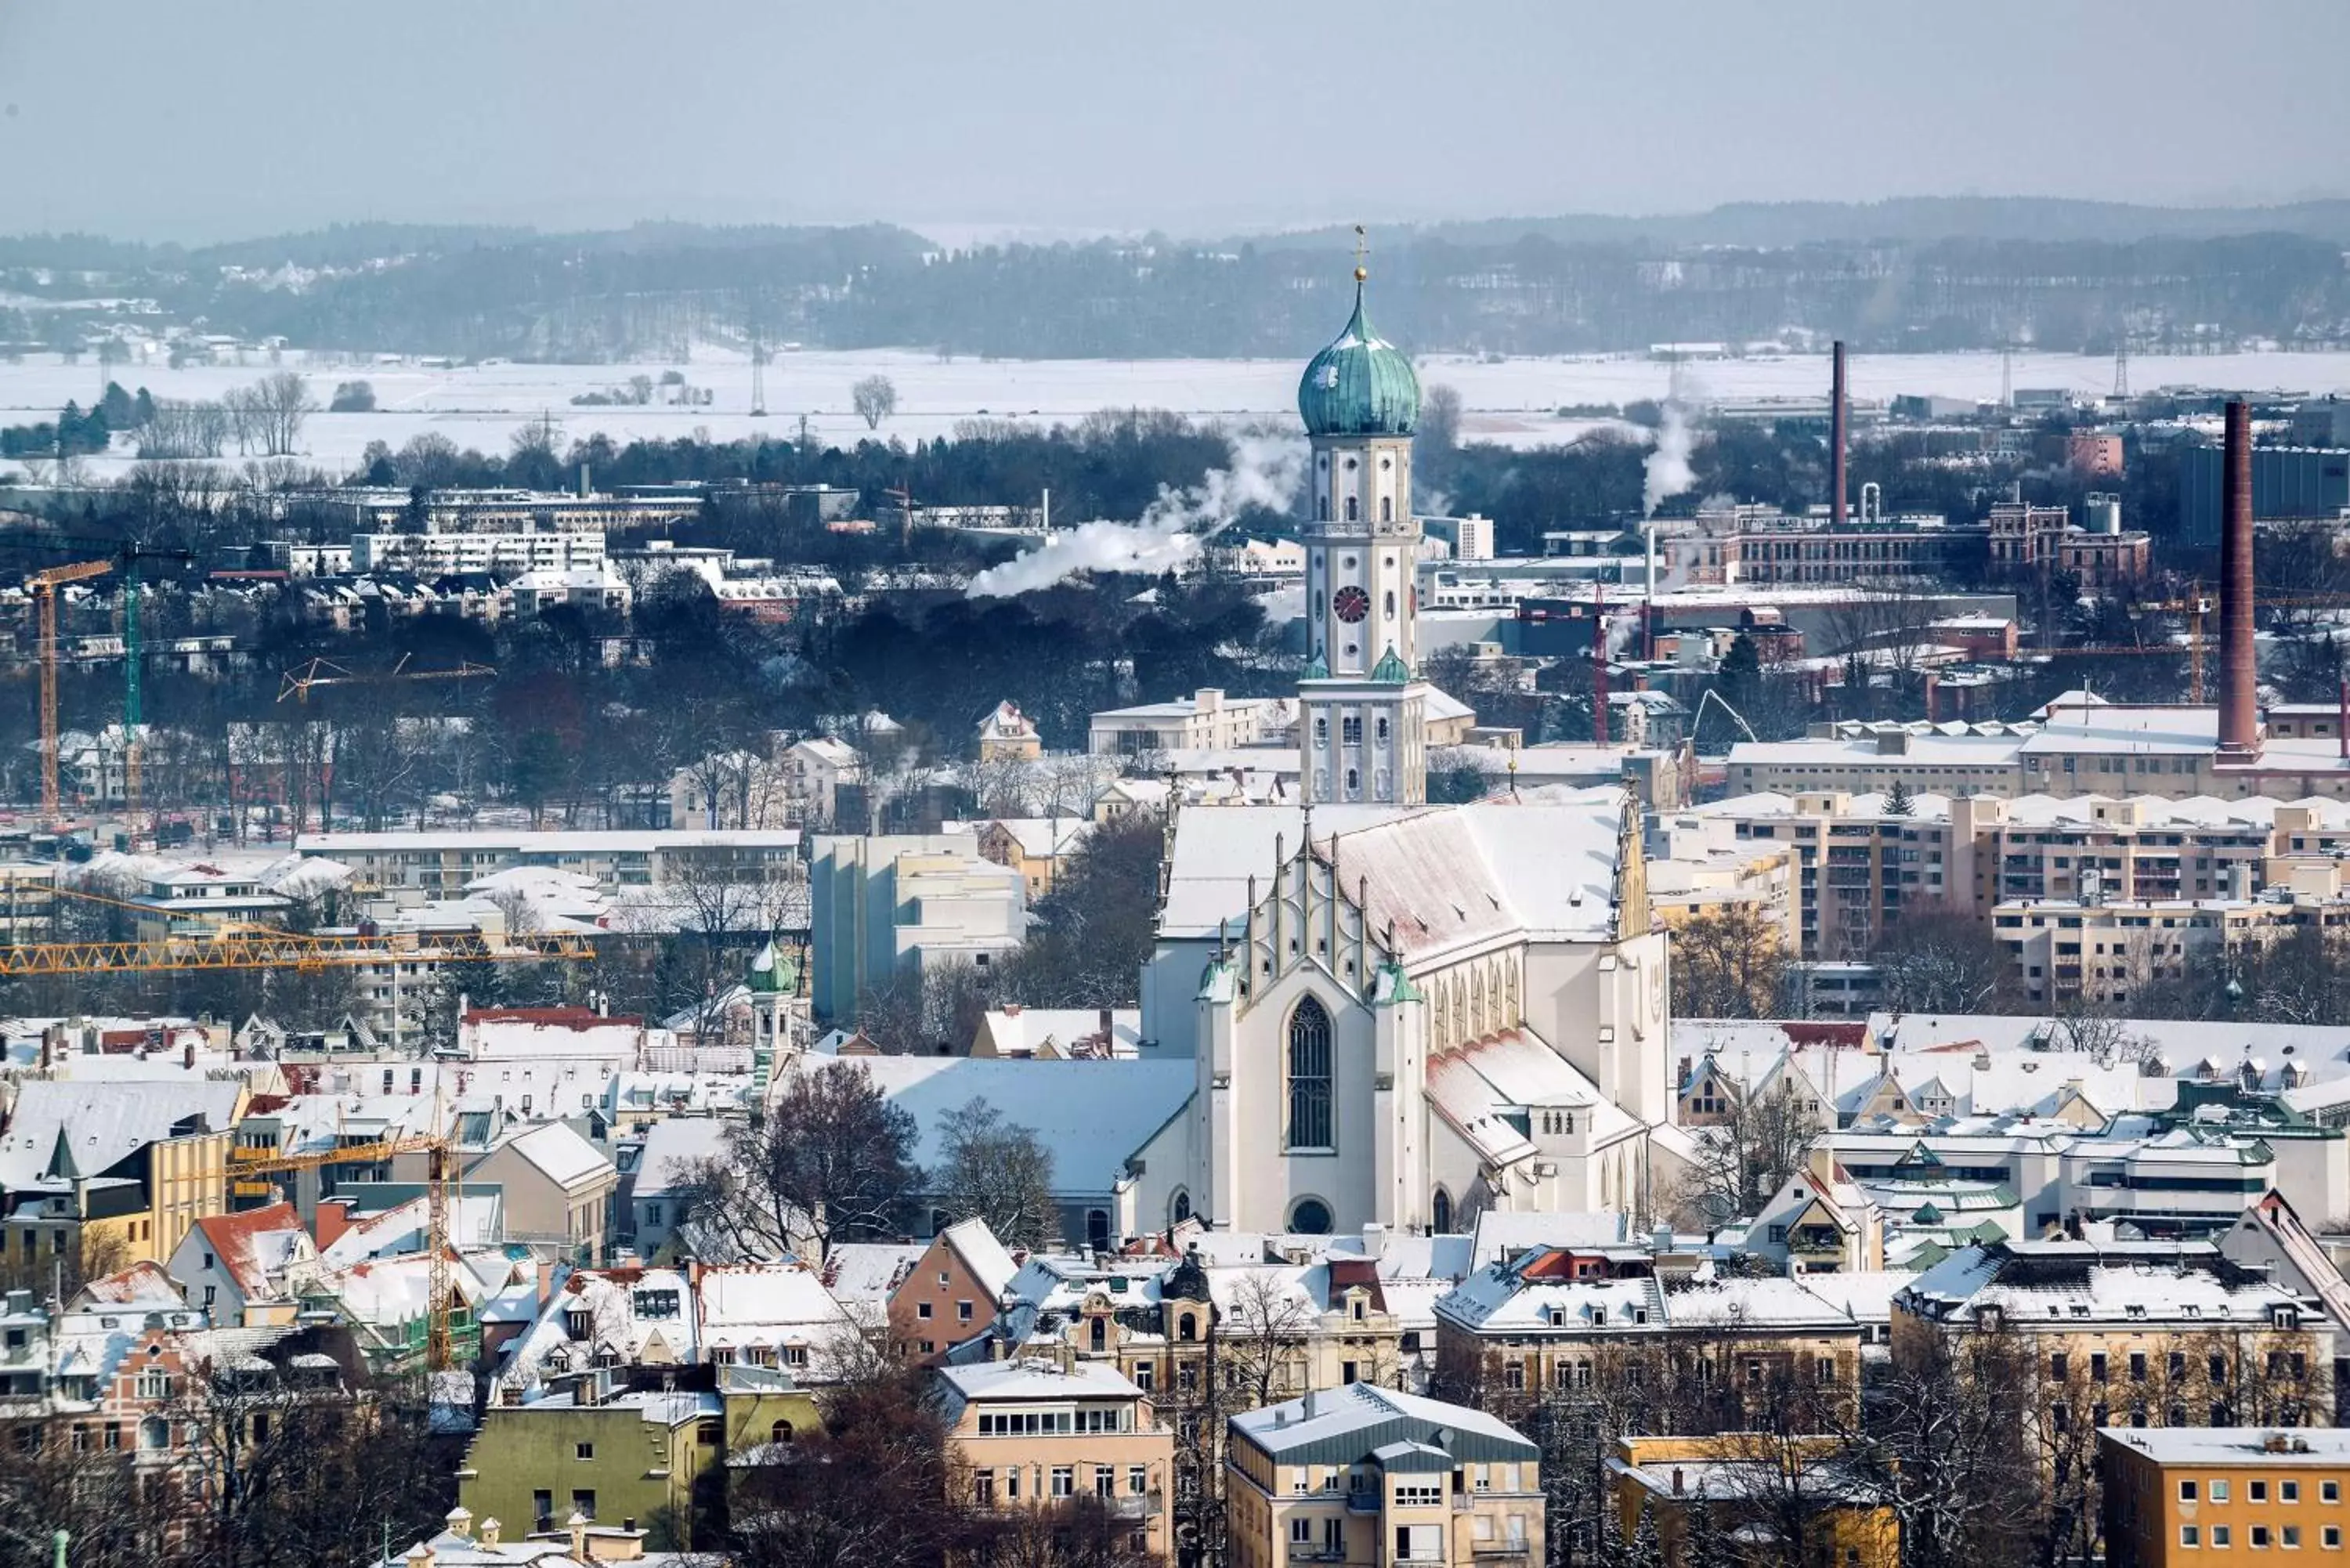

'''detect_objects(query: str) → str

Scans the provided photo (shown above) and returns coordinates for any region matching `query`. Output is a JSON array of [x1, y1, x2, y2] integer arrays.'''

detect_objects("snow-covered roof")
[[0, 1078, 244, 1189], [485, 1122, 614, 1192], [627, 1117, 731, 1201], [1158, 795, 1629, 957], [788, 1055, 1191, 1199]]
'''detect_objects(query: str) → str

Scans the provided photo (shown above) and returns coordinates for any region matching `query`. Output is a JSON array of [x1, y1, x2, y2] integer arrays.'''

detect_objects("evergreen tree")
[[133, 386, 156, 426], [1629, 1501, 1665, 1568], [1884, 778, 1914, 817], [1684, 1494, 1730, 1568], [1719, 633, 1762, 696], [99, 381, 135, 428]]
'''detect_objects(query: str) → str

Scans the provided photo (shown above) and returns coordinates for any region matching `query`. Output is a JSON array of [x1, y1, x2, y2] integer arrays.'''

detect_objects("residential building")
[[978, 700, 1044, 762], [304, 485, 705, 537], [465, 1124, 618, 1265], [1090, 688, 1296, 756], [889, 1218, 1022, 1364], [457, 1363, 818, 1545], [1423, 515, 1497, 562], [965, 816, 1092, 898], [1432, 1251, 1866, 1422], [0, 1079, 246, 1281], [351, 529, 609, 578], [805, 833, 1027, 1023], [2102, 1427, 2350, 1568], [1611, 1435, 1898, 1568], [508, 565, 632, 619], [1658, 502, 1979, 588], [296, 827, 802, 898], [942, 1359, 1174, 1562], [167, 1201, 315, 1325], [1894, 1237, 2337, 1459], [2070, 433, 2126, 478], [1226, 1384, 1542, 1568]]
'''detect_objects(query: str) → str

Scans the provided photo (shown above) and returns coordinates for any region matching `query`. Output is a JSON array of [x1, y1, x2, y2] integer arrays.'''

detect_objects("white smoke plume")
[[966, 433, 1307, 598], [1642, 400, 1697, 518]]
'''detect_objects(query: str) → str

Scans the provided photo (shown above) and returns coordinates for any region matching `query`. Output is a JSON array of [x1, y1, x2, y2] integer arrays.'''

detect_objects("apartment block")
[[1227, 1385, 1542, 1568]]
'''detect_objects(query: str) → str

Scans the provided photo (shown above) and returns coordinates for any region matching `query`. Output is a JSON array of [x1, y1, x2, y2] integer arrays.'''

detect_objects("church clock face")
[[1332, 586, 1371, 623]]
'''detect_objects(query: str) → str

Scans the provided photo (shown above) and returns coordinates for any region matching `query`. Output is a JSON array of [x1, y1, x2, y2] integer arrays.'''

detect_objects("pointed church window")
[[1346, 497, 1358, 522], [1431, 1188, 1452, 1233], [1318, 494, 1329, 521], [1285, 996, 1334, 1151]]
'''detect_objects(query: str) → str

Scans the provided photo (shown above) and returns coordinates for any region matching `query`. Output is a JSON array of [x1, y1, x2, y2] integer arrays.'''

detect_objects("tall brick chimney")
[[2218, 399, 2260, 756], [1830, 341, 1849, 529]]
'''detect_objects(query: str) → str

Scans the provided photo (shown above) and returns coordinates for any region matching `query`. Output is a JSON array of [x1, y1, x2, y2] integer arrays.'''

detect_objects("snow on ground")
[[2, 346, 2348, 479]]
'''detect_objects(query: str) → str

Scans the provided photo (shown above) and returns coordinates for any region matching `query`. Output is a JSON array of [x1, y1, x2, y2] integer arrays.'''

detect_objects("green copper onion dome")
[[1301, 651, 1330, 681], [1297, 272, 1420, 438], [1370, 645, 1412, 684]]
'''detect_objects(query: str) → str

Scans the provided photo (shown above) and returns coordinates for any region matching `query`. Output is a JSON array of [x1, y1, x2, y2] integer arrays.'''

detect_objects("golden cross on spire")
[[1353, 225, 1369, 284]]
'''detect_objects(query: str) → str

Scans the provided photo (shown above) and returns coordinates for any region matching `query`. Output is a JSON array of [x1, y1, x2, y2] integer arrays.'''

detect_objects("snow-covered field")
[[4, 345, 2349, 479]]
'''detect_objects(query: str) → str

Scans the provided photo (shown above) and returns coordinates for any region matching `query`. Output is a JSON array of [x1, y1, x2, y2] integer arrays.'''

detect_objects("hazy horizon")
[[3, 0, 2347, 245]]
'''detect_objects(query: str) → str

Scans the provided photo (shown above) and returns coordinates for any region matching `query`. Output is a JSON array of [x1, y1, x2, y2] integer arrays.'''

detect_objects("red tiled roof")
[[193, 1201, 304, 1299]]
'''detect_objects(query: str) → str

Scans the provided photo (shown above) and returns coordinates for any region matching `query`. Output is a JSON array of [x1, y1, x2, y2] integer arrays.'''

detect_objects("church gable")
[[1230, 823, 1388, 1017]]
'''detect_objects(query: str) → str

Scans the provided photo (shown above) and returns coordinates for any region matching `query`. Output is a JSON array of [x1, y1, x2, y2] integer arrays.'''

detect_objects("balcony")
[[1114, 1494, 1165, 1521], [1347, 1491, 1383, 1513]]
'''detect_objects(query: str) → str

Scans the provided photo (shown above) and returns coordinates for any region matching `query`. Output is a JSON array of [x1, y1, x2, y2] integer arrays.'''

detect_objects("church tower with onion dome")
[[1296, 249, 1429, 806]]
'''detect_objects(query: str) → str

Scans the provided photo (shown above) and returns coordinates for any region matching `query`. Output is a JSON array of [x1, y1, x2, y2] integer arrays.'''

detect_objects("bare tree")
[[1669, 903, 1788, 1019], [852, 374, 899, 432], [246, 370, 317, 456], [713, 1060, 920, 1259], [935, 1098, 1061, 1250], [1220, 1269, 1314, 1407]]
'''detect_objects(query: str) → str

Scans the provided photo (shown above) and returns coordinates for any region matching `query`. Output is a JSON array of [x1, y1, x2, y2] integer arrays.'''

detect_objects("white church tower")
[[1296, 255, 1430, 806]]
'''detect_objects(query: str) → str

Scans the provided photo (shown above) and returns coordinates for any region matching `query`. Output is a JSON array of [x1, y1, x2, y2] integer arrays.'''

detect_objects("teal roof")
[[1297, 277, 1420, 438], [1370, 645, 1411, 684], [1301, 652, 1329, 681], [747, 938, 796, 995]]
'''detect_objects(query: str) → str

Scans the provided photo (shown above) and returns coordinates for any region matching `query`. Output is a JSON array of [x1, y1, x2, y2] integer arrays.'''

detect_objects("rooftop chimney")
[[1830, 341, 1849, 529], [2218, 400, 2261, 757]]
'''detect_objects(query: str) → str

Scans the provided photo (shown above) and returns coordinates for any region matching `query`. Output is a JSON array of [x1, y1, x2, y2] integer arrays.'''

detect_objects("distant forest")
[[4, 197, 2350, 361]]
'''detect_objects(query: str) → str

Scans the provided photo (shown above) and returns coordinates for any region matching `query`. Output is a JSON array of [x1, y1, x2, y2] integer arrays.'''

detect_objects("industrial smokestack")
[[1830, 341, 1849, 529], [2218, 400, 2260, 756]]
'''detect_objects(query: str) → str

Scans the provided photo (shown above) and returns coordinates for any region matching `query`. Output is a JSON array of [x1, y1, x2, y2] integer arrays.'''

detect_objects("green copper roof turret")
[[1370, 645, 1411, 684], [1297, 276, 1421, 438], [1301, 652, 1330, 681]]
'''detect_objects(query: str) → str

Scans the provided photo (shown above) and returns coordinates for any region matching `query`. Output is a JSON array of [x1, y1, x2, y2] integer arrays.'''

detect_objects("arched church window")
[[1179, 1313, 1198, 1342], [1384, 591, 1395, 618], [1380, 497, 1393, 522], [1314, 716, 1328, 744], [1344, 767, 1359, 795], [1171, 1189, 1191, 1223], [1318, 494, 1329, 521], [1344, 457, 1358, 470], [1380, 456, 1392, 470], [1342, 715, 1361, 745], [1376, 717, 1389, 743], [1289, 1198, 1333, 1235], [1431, 1187, 1452, 1234], [1285, 996, 1334, 1151], [1346, 496, 1358, 522]]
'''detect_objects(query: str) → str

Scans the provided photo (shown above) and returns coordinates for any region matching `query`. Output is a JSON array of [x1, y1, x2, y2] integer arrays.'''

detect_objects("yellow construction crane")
[[28, 558, 114, 826], [224, 1129, 466, 1371], [2128, 583, 2211, 704], [279, 653, 497, 704], [0, 925, 591, 977]]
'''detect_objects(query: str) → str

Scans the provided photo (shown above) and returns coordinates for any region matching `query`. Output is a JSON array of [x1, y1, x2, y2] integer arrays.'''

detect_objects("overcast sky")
[[3, 0, 2345, 244]]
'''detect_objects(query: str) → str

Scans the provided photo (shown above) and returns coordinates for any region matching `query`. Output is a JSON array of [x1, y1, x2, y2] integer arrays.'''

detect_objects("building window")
[[576, 1443, 595, 1460], [2253, 1527, 2272, 1549], [1431, 1188, 1452, 1233], [2214, 1528, 2232, 1549], [1347, 497, 1358, 522], [771, 1420, 794, 1444], [1289, 1198, 1332, 1235], [1052, 1466, 1075, 1498], [1285, 996, 1334, 1151], [2324, 1529, 2341, 1550], [2254, 1483, 2270, 1504], [2214, 1483, 2233, 1504], [2186, 1528, 2203, 1548], [571, 1490, 595, 1522]]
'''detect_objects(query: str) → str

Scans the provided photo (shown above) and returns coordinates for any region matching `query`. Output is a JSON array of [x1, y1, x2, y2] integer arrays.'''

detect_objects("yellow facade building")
[[2103, 1428, 2350, 1568]]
